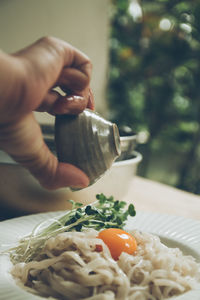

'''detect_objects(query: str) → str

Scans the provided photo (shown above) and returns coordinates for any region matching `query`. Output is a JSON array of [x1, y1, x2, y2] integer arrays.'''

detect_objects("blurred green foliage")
[[107, 0, 200, 194]]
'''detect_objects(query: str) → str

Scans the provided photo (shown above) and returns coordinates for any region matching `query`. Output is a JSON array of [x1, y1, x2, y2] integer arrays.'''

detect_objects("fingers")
[[51, 95, 87, 115], [26, 147, 90, 190], [56, 67, 90, 92], [11, 143, 89, 190], [37, 86, 94, 115], [38, 161, 90, 190], [14, 36, 93, 111], [0, 113, 89, 190], [37, 90, 88, 115]]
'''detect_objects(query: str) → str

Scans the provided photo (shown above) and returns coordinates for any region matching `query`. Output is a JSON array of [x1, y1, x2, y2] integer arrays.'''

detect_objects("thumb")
[[0, 114, 89, 190]]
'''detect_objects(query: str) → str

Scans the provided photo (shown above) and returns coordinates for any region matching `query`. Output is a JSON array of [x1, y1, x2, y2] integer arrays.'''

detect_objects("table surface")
[[0, 176, 200, 221], [124, 176, 200, 221]]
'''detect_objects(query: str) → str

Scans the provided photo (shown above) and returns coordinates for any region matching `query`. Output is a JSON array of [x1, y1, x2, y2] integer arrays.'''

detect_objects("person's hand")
[[0, 36, 94, 189]]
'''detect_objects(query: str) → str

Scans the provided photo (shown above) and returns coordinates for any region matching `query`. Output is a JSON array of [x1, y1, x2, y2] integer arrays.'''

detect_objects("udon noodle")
[[12, 229, 200, 300]]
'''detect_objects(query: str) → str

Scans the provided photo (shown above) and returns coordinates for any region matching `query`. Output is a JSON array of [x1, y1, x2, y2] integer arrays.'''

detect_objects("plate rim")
[[0, 210, 200, 300]]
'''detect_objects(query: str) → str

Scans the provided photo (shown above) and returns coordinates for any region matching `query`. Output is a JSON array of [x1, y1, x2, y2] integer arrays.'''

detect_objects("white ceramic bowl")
[[73, 151, 142, 202], [0, 150, 142, 215]]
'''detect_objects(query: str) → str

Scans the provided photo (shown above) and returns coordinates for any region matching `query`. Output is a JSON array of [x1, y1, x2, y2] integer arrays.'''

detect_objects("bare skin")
[[0, 36, 95, 190]]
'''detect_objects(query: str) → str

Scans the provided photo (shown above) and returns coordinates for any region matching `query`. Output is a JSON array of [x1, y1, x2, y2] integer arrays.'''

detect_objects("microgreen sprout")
[[8, 194, 136, 264]]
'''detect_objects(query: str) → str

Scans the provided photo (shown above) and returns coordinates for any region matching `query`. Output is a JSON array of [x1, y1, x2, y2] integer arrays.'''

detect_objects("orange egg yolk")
[[97, 228, 137, 260]]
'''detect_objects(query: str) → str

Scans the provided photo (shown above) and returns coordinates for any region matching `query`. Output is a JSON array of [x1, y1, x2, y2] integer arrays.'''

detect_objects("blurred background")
[[0, 0, 200, 195], [107, 0, 200, 195]]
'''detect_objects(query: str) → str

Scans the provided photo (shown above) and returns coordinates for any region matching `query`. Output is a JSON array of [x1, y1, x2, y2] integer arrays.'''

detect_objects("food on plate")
[[9, 194, 136, 264], [8, 194, 200, 300]]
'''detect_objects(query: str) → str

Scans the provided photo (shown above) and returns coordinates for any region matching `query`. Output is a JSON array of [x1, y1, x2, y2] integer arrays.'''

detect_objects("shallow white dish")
[[0, 211, 200, 300]]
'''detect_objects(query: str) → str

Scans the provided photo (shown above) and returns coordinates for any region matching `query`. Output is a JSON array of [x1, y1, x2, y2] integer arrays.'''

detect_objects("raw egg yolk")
[[97, 228, 137, 260]]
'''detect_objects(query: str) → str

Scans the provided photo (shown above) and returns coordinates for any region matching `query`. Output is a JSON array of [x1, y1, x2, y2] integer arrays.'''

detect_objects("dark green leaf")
[[128, 204, 136, 216], [75, 224, 83, 231], [116, 216, 123, 225]]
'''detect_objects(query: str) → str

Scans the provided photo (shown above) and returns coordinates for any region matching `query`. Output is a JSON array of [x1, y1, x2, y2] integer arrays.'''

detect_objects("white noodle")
[[11, 229, 200, 300]]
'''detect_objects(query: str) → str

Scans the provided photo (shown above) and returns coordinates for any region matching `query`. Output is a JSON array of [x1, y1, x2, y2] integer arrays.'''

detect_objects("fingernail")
[[66, 96, 85, 101], [70, 179, 89, 189], [70, 185, 88, 191]]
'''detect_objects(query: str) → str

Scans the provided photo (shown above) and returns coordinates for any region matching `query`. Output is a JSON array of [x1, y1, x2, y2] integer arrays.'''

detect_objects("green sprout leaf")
[[8, 194, 136, 264], [128, 204, 136, 216]]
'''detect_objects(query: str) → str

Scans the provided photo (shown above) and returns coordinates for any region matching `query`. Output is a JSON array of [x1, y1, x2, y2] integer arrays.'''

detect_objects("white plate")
[[0, 211, 200, 300]]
